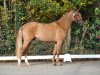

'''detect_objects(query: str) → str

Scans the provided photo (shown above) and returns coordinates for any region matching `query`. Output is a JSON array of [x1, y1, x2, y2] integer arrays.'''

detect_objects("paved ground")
[[0, 60, 100, 75]]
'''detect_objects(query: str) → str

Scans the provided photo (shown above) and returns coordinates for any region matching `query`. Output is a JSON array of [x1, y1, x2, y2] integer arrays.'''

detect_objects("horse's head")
[[73, 10, 84, 25]]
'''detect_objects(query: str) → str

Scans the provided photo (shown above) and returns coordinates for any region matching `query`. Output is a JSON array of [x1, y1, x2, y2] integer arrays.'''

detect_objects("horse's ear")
[[73, 8, 80, 14], [75, 8, 80, 12], [74, 6, 80, 11], [77, 9, 80, 12]]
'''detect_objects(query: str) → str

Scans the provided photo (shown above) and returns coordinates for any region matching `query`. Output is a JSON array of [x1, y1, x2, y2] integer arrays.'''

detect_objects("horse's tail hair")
[[16, 27, 23, 58]]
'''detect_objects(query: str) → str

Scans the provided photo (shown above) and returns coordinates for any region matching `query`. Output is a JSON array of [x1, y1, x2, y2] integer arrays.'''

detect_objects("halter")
[[73, 12, 82, 22]]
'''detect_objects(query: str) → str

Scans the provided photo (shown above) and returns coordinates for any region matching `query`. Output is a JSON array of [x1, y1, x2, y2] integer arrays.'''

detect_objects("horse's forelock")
[[73, 11, 77, 17], [73, 10, 80, 17]]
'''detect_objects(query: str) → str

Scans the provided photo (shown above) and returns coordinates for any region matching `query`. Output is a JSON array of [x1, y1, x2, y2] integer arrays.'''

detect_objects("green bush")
[[0, 0, 100, 55]]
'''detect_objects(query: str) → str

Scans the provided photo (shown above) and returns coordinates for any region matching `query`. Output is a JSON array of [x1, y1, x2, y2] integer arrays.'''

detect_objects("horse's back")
[[20, 21, 65, 42], [35, 22, 66, 41]]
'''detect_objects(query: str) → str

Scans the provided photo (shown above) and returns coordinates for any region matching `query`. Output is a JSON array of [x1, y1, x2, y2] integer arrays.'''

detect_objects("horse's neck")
[[56, 11, 73, 32]]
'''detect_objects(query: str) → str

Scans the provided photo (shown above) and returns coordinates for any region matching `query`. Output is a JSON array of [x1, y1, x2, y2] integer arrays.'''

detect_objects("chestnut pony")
[[16, 10, 83, 67]]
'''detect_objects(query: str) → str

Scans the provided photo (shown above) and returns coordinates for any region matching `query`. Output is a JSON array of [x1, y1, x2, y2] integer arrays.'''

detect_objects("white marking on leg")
[[25, 56, 30, 67], [17, 58, 21, 67]]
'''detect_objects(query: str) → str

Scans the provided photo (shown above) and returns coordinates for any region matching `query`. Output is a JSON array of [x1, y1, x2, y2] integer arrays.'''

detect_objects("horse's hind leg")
[[25, 54, 30, 66], [23, 43, 32, 67], [18, 40, 31, 67], [23, 37, 35, 67], [17, 58, 21, 67]]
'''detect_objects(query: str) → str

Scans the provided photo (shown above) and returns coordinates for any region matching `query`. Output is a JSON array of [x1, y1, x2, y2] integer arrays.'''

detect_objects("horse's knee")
[[57, 50, 60, 55], [53, 49, 56, 55], [56, 51, 60, 58], [17, 49, 23, 58]]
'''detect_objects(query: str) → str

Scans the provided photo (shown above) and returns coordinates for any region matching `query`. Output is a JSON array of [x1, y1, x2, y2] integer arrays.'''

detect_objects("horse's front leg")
[[52, 41, 62, 66], [56, 40, 62, 66], [52, 44, 57, 66]]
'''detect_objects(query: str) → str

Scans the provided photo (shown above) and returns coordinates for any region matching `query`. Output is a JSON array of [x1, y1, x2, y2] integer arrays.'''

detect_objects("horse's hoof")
[[27, 64, 30, 67], [18, 65, 22, 67], [56, 63, 62, 66], [53, 63, 57, 66]]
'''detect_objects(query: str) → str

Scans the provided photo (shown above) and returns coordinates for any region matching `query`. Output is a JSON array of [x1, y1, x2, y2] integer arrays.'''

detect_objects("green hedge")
[[0, 0, 100, 55]]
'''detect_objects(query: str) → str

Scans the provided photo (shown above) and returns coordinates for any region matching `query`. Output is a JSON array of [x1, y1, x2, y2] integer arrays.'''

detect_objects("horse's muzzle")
[[78, 20, 84, 26]]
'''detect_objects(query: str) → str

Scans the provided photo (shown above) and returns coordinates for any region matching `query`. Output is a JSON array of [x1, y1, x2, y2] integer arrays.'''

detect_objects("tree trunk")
[[3, 0, 8, 22], [63, 27, 71, 53], [4, 0, 7, 13]]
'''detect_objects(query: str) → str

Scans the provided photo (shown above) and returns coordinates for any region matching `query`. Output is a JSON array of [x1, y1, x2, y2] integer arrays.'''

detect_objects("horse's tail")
[[16, 27, 23, 58]]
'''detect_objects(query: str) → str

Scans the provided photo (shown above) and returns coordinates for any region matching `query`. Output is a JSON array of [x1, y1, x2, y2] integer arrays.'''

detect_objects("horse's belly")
[[35, 31, 55, 41], [35, 24, 57, 41]]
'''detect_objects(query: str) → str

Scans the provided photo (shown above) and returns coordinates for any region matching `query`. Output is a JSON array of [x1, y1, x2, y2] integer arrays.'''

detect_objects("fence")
[[0, 54, 100, 62]]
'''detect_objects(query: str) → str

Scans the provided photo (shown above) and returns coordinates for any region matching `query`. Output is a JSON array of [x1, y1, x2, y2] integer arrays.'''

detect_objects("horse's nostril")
[[79, 20, 84, 25]]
